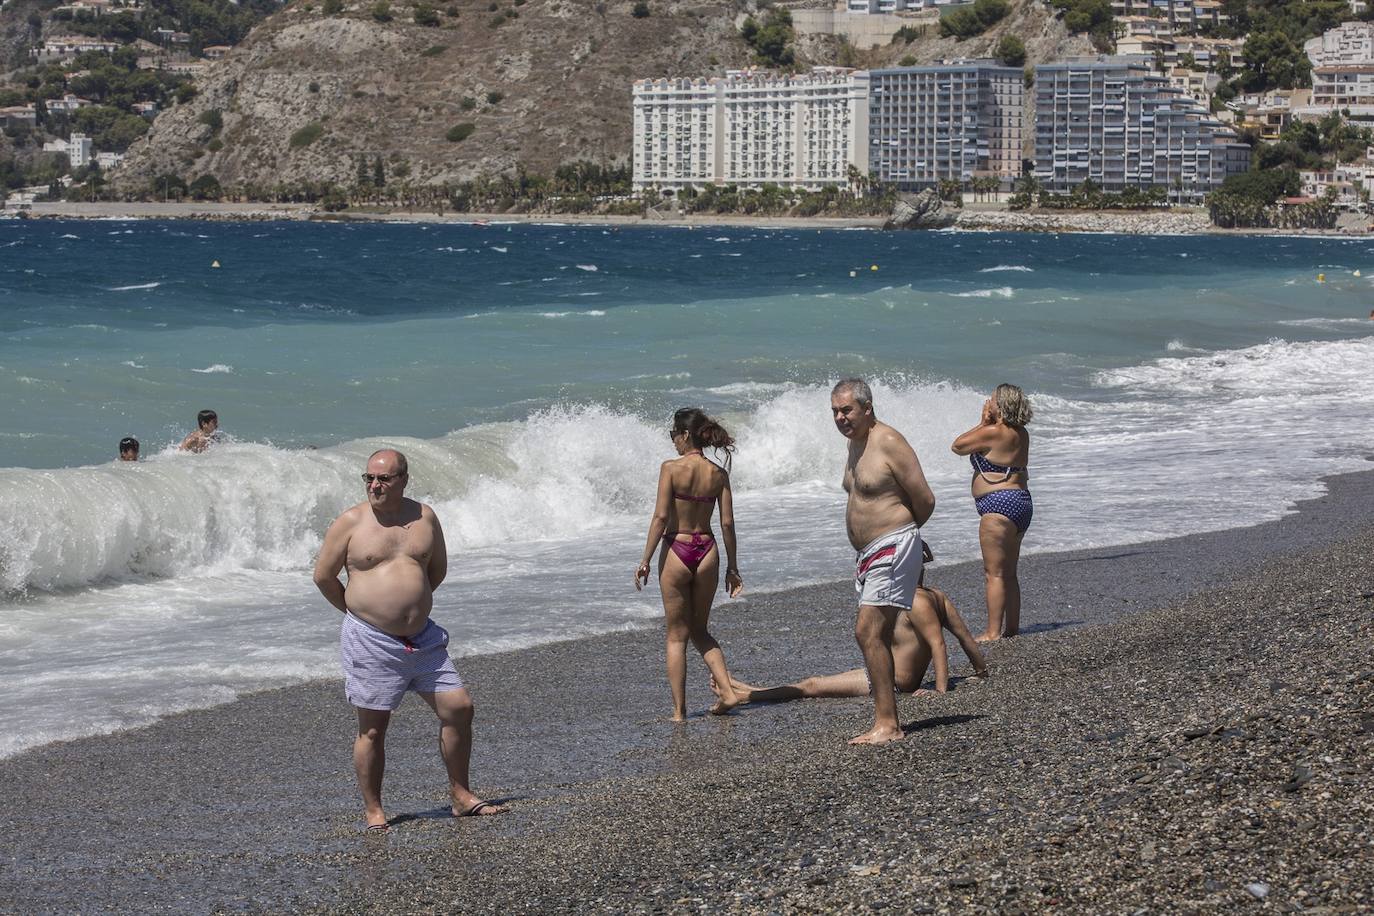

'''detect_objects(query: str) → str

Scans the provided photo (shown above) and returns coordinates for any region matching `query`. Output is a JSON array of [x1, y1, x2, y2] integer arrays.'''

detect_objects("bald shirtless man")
[[313, 448, 506, 831], [832, 378, 936, 745]]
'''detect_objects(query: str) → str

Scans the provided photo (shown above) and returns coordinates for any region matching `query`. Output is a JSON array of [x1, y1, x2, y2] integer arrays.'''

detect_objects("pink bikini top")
[[673, 492, 715, 503]]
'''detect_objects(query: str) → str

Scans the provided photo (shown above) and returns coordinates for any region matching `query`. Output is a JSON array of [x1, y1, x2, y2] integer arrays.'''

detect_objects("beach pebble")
[[1246, 882, 1271, 900]]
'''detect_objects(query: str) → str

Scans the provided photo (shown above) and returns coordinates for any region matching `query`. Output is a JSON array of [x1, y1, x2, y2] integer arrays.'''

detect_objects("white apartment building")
[[633, 69, 870, 193], [1227, 88, 1310, 139], [1115, 33, 1244, 71], [1168, 67, 1221, 106], [1297, 22, 1374, 125], [1304, 65, 1374, 124], [1109, 0, 1227, 32], [867, 60, 1023, 189], [43, 132, 92, 168], [1304, 21, 1374, 67], [846, 0, 924, 12], [30, 35, 120, 61], [1033, 57, 1250, 201]]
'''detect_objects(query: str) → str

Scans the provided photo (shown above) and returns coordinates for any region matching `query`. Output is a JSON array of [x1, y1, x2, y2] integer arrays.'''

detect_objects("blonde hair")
[[994, 383, 1032, 428]]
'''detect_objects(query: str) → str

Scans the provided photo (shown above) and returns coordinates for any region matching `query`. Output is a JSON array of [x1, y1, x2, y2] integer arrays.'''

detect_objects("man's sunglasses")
[[361, 473, 403, 484]]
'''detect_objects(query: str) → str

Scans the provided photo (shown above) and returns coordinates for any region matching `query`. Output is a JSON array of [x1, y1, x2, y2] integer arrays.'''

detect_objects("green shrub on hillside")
[[446, 122, 475, 142], [371, 1, 392, 21], [422, 44, 448, 56], [199, 108, 223, 134], [486, 90, 504, 105], [414, 3, 441, 25], [995, 34, 1025, 67], [1050, 0, 1113, 52], [632, 1, 650, 16], [322, 0, 343, 14], [938, 0, 1008, 40], [72, 105, 149, 152], [190, 174, 222, 200], [290, 122, 324, 148], [740, 8, 794, 67], [460, 96, 477, 110]]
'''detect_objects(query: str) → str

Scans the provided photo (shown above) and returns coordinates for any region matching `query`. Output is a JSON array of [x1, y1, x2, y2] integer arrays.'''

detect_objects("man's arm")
[[886, 431, 935, 527], [312, 511, 354, 613], [425, 505, 447, 591], [179, 431, 202, 452]]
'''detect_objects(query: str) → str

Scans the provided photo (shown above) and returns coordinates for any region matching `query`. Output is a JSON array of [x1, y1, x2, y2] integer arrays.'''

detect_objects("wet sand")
[[2, 469, 1372, 913]]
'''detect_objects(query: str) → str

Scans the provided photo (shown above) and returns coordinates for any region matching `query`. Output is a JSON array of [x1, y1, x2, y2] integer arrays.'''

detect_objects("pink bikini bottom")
[[665, 531, 715, 572]]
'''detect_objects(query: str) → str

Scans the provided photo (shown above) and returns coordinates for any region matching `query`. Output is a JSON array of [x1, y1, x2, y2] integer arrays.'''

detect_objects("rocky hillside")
[[111, 0, 1087, 193]]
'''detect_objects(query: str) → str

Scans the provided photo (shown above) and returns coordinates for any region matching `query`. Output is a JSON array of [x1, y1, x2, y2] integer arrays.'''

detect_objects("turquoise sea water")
[[2, 218, 1373, 756]]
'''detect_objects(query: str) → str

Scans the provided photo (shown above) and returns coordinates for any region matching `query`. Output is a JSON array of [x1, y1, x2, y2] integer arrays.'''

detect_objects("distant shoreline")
[[13, 200, 1372, 237]]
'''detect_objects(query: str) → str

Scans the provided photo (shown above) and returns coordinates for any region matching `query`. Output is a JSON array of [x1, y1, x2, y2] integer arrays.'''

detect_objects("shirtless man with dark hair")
[[313, 448, 506, 831], [832, 378, 936, 745]]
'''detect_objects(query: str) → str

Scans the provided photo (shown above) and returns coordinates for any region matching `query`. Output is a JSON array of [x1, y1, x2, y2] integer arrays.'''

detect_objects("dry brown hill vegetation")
[[110, 0, 1088, 193]]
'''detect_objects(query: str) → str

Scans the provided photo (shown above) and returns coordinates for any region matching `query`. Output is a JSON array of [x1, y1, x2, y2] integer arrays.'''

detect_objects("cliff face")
[[112, 0, 755, 191], [110, 0, 1089, 193]]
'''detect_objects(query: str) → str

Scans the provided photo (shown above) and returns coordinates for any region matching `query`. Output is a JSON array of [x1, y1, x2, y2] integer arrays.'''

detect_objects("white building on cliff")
[[632, 68, 870, 194]]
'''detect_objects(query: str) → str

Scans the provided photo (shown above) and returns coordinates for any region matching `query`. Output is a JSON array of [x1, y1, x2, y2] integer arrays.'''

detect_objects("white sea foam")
[[191, 364, 234, 374], [107, 282, 162, 291], [950, 286, 1015, 298], [1095, 335, 1374, 397], [575, 264, 598, 272], [979, 265, 1033, 273], [1276, 317, 1371, 328], [4, 342, 1374, 756], [59, 234, 80, 239], [490, 246, 508, 253]]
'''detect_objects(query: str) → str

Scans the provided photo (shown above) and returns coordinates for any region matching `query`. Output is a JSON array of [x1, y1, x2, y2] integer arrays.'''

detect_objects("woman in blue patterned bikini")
[[951, 384, 1033, 642], [635, 408, 745, 721]]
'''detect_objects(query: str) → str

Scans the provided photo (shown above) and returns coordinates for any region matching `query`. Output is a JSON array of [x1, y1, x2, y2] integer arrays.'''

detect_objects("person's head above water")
[[991, 383, 1033, 428], [830, 377, 876, 440], [670, 407, 735, 453], [118, 436, 139, 461], [197, 409, 219, 432]]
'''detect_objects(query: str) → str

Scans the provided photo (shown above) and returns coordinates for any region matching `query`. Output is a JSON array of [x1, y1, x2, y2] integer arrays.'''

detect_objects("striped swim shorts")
[[854, 523, 923, 611], [340, 613, 464, 710]]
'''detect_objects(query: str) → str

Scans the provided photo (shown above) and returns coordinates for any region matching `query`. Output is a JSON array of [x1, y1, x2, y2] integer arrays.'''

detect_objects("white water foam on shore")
[[3, 333, 1374, 757]]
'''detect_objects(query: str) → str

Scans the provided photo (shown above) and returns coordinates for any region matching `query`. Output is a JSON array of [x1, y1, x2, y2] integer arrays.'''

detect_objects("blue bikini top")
[[970, 452, 1024, 477]]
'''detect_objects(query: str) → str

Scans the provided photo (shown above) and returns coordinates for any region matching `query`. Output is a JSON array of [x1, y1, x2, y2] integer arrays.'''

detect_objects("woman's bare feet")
[[708, 675, 757, 705], [849, 725, 904, 745], [976, 632, 1002, 643], [706, 677, 743, 714]]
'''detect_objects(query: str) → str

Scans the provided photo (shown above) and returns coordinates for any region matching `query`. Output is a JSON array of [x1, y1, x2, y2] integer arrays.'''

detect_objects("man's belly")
[[345, 566, 433, 636], [846, 499, 917, 551]]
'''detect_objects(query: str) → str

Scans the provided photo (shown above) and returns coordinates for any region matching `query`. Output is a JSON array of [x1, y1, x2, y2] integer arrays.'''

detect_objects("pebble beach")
[[2, 468, 1371, 913]]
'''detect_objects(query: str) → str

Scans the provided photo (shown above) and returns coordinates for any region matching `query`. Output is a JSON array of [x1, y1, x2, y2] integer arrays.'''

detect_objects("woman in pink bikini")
[[635, 407, 745, 720]]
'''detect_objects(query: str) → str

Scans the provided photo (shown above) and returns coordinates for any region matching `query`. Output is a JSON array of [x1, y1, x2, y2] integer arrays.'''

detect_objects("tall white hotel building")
[[632, 68, 870, 193], [1033, 57, 1250, 200], [867, 60, 1025, 189]]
